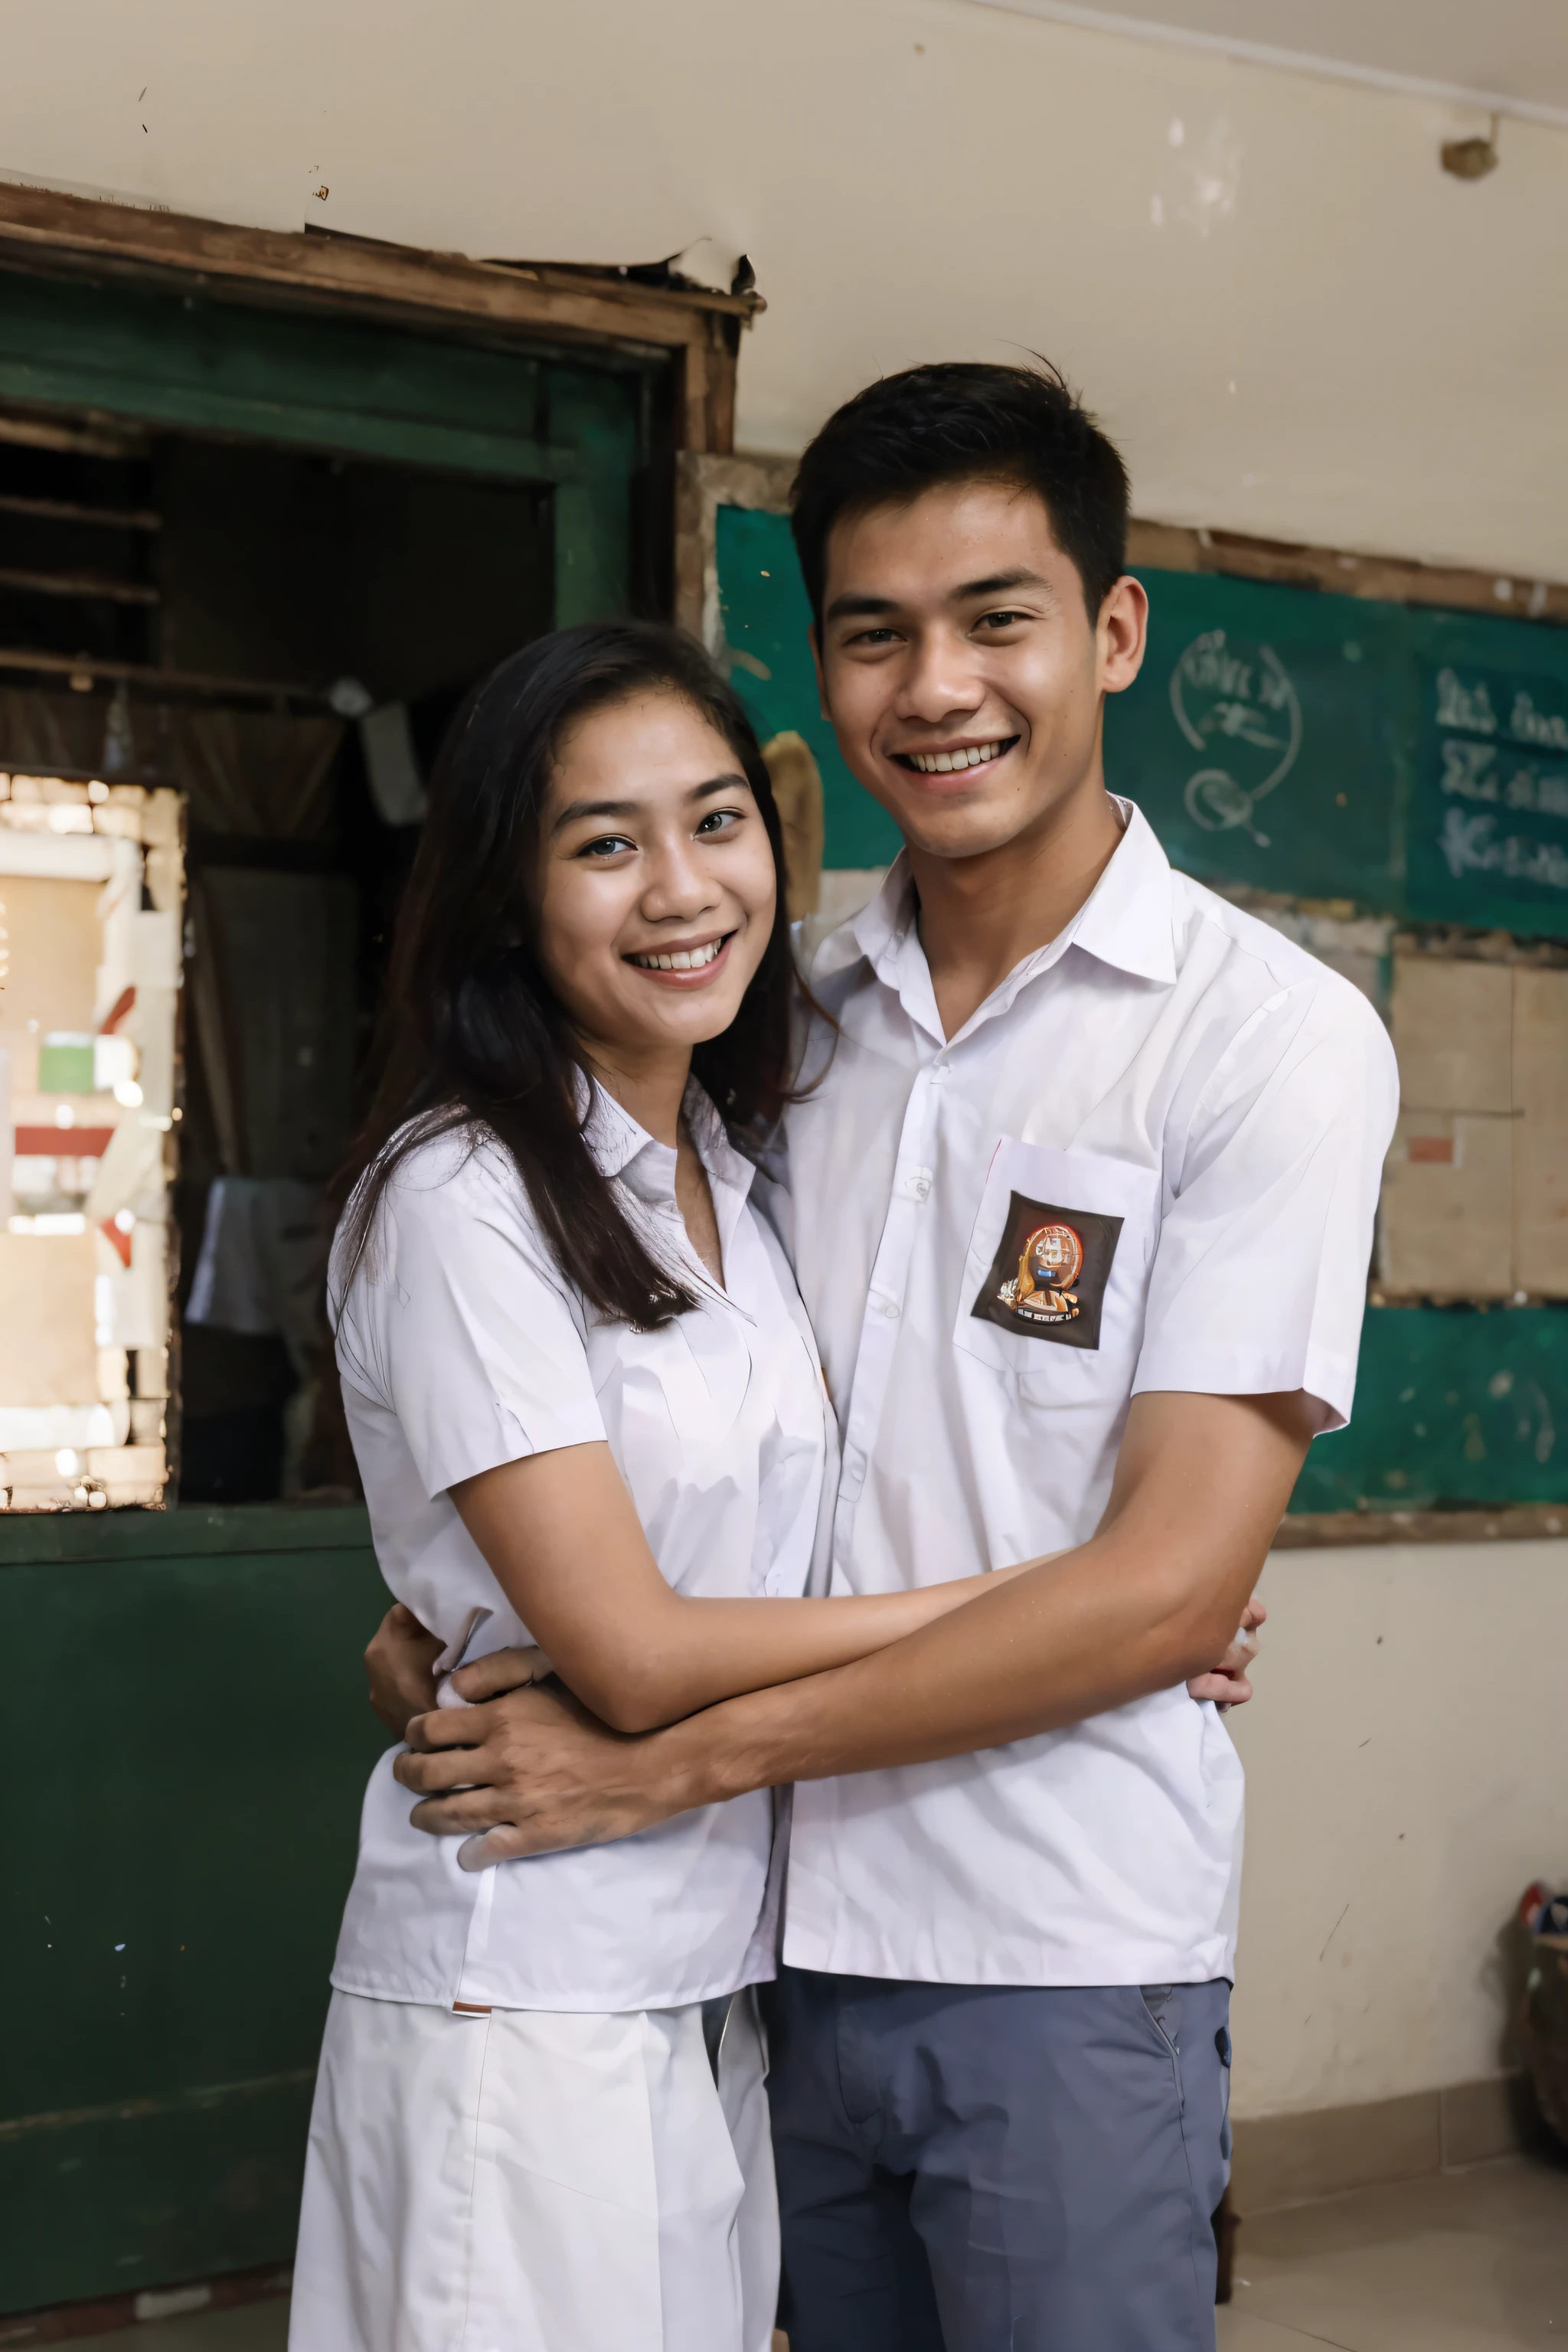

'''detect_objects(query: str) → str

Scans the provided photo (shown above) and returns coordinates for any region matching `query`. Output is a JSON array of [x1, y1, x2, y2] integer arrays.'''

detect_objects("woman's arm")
[[451, 1442, 1018, 1734]]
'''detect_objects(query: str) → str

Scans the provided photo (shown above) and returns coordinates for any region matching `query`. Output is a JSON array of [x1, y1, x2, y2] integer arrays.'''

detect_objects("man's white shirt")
[[774, 800, 1399, 1989]]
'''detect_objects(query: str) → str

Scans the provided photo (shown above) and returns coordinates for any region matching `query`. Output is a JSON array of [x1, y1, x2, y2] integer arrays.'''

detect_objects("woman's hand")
[[1185, 1592, 1266, 1710], [364, 1603, 443, 1739], [448, 1645, 560, 1705]]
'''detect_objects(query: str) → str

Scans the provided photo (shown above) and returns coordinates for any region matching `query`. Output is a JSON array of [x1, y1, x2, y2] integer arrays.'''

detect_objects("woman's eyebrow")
[[551, 773, 751, 831], [552, 795, 638, 830]]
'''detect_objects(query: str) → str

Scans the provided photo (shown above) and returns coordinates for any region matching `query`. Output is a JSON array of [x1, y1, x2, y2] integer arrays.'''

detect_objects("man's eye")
[[976, 609, 1027, 632], [847, 627, 900, 648]]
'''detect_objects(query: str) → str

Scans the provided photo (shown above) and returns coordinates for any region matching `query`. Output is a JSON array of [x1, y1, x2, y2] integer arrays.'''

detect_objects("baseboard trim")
[[1231, 2074, 1546, 2213], [0, 2262, 290, 2344]]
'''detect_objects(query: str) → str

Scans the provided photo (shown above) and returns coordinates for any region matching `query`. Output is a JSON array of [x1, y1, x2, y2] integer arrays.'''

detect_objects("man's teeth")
[[632, 939, 725, 972], [906, 742, 1004, 774]]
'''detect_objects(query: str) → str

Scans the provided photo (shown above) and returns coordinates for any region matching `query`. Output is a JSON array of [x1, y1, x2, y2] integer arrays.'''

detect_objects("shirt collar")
[[581, 1074, 755, 1210], [1070, 800, 1178, 986], [834, 794, 1178, 1018]]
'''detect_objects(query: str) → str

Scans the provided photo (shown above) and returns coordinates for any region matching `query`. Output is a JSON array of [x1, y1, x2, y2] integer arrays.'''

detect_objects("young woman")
[[289, 624, 1034, 2352]]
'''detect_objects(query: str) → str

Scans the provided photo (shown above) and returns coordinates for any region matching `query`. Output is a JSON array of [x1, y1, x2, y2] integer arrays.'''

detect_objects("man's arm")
[[396, 1387, 1311, 1865]]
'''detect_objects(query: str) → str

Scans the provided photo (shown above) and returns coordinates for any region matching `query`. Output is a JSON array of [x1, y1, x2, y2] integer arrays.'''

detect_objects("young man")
[[376, 364, 1398, 2350]]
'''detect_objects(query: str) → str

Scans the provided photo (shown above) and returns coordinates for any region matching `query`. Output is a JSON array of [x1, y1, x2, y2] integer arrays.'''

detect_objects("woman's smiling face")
[[534, 688, 778, 1070]]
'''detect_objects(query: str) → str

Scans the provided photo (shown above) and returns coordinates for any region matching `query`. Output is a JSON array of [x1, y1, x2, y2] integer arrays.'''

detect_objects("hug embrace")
[[288, 364, 1398, 2352]]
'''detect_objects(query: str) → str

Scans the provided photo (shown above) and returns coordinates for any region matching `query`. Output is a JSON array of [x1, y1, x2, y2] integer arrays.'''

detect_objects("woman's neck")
[[584, 1042, 694, 1148]]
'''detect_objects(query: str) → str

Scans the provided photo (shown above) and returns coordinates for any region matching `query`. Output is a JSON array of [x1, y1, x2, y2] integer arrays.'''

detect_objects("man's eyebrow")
[[824, 569, 1050, 625], [824, 592, 897, 624], [951, 568, 1050, 600], [551, 773, 750, 831]]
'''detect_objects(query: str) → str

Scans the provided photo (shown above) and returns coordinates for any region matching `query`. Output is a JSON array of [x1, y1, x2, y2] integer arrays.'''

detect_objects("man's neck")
[[910, 782, 1125, 1041]]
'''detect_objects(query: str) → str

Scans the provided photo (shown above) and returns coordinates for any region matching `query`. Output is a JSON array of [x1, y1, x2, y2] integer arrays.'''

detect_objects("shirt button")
[[872, 1295, 900, 1319], [904, 1167, 933, 1201]]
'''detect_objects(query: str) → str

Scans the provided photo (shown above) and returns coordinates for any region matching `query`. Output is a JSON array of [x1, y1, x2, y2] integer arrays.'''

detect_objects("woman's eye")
[[579, 833, 635, 858], [695, 808, 743, 836]]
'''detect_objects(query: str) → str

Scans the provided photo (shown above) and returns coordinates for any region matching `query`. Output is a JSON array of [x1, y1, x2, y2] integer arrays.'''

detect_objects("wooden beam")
[[0, 492, 161, 531], [1127, 518, 1568, 627], [1274, 1503, 1568, 1548], [0, 645, 326, 705], [0, 185, 760, 381], [0, 564, 158, 605]]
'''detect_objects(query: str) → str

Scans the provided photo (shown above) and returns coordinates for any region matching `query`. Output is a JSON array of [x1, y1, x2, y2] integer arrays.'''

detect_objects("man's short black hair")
[[790, 361, 1130, 629]]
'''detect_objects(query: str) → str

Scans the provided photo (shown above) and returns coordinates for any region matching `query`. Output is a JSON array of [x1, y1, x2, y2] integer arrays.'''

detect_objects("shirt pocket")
[[952, 1138, 1160, 1398]]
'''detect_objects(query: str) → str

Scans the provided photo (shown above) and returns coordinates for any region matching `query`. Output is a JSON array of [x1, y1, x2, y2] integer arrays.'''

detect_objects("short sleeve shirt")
[[776, 803, 1399, 1988], [328, 1083, 831, 2013]]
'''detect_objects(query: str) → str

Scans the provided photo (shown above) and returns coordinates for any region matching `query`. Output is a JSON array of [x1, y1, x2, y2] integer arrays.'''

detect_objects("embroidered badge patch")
[[970, 1191, 1124, 1352]]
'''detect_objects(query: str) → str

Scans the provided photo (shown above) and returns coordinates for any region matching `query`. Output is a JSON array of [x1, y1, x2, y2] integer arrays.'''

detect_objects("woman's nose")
[[641, 840, 717, 917]]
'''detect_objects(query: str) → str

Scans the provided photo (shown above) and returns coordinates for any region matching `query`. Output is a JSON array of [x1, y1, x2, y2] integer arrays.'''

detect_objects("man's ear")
[[810, 623, 831, 723], [1099, 574, 1149, 699]]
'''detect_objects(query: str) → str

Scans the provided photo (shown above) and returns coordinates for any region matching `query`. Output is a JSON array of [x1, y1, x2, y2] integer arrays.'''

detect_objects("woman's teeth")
[[632, 939, 725, 972], [906, 741, 1005, 774]]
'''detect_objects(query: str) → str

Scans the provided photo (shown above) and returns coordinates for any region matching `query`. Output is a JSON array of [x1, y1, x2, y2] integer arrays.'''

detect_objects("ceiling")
[[969, 0, 1568, 124]]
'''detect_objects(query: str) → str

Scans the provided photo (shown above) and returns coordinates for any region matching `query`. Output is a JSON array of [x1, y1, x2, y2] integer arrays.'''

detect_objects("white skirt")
[[289, 1987, 778, 2352]]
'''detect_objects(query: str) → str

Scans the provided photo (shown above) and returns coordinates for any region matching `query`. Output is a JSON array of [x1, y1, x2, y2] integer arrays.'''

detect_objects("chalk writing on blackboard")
[[1169, 629, 1302, 844], [1430, 665, 1568, 902]]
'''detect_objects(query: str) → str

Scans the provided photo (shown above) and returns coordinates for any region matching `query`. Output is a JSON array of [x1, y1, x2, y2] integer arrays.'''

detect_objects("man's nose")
[[897, 628, 985, 725]]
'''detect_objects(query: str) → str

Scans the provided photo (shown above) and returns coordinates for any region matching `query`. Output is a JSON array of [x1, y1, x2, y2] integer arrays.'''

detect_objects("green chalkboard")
[[1107, 571, 1413, 907], [717, 504, 904, 870], [1409, 649, 1568, 935], [713, 504, 1568, 934], [1295, 1302, 1568, 1514]]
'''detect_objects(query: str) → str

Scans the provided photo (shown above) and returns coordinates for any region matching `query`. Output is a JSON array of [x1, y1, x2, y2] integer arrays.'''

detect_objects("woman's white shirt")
[[327, 1083, 831, 2014]]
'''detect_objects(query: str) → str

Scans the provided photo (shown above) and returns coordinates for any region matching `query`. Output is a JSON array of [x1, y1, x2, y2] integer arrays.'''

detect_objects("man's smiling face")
[[813, 476, 1147, 864]]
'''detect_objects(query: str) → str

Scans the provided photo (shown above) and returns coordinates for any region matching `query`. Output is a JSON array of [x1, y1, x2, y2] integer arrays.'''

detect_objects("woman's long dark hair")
[[335, 622, 812, 1327]]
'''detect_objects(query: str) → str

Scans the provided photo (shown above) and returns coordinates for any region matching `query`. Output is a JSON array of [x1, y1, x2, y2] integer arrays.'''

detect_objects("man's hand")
[[394, 1681, 672, 1870], [364, 1603, 443, 1740], [391, 1393, 1302, 1862], [1186, 1592, 1266, 1710], [397, 1589, 1271, 1864]]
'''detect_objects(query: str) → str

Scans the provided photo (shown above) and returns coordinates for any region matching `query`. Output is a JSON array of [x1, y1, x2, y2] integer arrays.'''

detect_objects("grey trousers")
[[765, 1967, 1231, 2352]]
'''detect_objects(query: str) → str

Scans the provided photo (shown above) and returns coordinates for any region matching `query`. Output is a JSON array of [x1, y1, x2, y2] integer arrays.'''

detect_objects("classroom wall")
[[1228, 1537, 1568, 2121], [2, 0, 1566, 584], [4, 0, 1564, 2155]]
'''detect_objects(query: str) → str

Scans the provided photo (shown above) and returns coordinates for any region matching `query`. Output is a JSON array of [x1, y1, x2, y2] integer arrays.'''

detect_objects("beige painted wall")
[[1228, 1538, 1568, 2121], [1, 1, 1566, 580]]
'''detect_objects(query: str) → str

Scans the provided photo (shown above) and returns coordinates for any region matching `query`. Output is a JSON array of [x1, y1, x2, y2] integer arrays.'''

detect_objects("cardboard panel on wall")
[[0, 781, 182, 1508], [0, 876, 102, 1077], [1380, 1111, 1513, 1299], [0, 1230, 97, 1404], [1390, 956, 1513, 1115], [1513, 967, 1568, 1296]]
